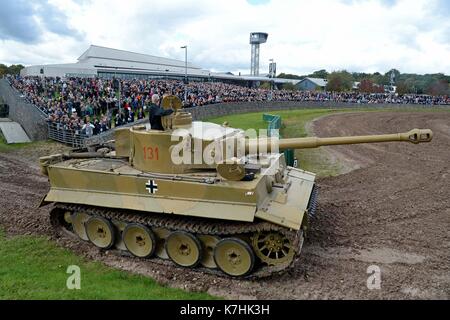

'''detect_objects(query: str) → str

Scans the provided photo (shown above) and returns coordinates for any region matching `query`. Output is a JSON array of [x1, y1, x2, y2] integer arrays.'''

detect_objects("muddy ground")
[[0, 111, 448, 299]]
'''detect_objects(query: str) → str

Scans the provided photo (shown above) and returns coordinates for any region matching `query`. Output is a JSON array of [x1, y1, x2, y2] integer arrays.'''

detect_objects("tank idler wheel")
[[85, 216, 116, 249], [123, 223, 156, 258], [154, 228, 170, 259], [71, 212, 91, 241], [198, 235, 220, 269], [251, 232, 295, 266], [166, 231, 202, 268], [214, 238, 255, 277]]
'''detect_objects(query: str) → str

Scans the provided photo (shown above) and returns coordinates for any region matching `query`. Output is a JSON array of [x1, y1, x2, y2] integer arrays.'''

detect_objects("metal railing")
[[2, 78, 48, 119], [47, 122, 88, 148]]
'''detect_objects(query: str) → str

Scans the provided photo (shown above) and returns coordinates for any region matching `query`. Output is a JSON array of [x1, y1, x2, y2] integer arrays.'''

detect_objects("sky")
[[0, 0, 449, 75]]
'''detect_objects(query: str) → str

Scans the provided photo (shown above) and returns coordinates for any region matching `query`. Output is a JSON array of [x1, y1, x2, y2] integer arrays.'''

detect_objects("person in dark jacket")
[[148, 94, 173, 131]]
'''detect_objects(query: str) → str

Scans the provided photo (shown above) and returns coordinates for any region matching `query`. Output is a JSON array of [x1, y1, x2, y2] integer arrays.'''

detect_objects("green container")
[[263, 114, 296, 167]]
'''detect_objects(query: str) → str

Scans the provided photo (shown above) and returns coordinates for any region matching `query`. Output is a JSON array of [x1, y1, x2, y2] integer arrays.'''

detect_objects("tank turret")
[[39, 96, 434, 277], [109, 96, 432, 180]]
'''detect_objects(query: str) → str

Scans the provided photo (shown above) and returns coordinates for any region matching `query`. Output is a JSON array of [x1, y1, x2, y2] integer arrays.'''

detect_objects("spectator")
[[7, 74, 449, 139], [83, 120, 95, 137]]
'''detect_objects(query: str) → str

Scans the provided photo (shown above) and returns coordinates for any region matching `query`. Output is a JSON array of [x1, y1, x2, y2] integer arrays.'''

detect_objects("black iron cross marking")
[[146, 180, 158, 194]]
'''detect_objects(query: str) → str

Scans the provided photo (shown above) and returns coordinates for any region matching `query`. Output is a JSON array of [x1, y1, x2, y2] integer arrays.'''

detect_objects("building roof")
[[78, 45, 200, 70], [22, 45, 301, 84], [299, 77, 328, 87]]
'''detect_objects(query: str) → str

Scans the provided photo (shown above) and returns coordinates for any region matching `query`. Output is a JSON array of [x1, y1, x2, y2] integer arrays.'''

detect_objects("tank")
[[39, 96, 433, 278]]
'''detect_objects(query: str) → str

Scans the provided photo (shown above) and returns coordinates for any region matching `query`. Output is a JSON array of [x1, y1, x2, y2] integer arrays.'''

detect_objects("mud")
[[0, 111, 448, 299]]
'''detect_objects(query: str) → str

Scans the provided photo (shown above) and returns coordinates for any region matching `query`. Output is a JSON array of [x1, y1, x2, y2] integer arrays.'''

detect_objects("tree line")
[[0, 64, 25, 77], [278, 69, 450, 95]]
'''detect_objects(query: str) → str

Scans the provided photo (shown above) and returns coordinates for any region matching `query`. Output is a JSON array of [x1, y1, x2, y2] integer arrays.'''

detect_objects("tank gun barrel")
[[246, 128, 433, 153]]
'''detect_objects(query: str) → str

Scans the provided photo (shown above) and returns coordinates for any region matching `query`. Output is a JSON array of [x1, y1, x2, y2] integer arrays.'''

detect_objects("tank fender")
[[38, 194, 52, 208]]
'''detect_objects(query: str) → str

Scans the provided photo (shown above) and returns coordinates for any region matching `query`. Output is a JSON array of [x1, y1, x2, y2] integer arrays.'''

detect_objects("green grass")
[[0, 229, 215, 300], [0, 132, 63, 155], [207, 108, 350, 177], [207, 107, 449, 177], [0, 132, 33, 152]]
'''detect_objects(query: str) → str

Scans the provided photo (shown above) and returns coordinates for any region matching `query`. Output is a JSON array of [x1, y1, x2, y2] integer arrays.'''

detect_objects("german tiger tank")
[[39, 96, 433, 278]]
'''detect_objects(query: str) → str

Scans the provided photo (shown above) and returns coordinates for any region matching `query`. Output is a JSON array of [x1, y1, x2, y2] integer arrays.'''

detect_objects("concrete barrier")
[[187, 100, 449, 120], [85, 100, 448, 146], [0, 119, 31, 144], [0, 79, 48, 141]]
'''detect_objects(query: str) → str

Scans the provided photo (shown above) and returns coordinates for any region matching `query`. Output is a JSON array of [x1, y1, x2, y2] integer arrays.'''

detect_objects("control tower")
[[250, 32, 268, 76]]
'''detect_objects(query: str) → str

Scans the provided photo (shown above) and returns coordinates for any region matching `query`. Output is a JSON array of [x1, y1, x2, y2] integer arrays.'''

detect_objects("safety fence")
[[263, 113, 296, 167], [47, 122, 88, 148]]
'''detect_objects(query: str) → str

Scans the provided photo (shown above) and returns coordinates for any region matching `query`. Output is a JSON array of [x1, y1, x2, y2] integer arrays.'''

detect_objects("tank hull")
[[43, 156, 316, 230]]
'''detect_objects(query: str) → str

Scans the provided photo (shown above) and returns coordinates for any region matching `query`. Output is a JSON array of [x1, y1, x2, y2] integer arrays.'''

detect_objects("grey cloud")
[[0, 0, 84, 43], [0, 1, 41, 42], [36, 3, 84, 40]]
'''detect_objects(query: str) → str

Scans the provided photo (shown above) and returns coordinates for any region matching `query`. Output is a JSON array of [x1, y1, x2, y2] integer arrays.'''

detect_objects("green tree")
[[370, 72, 387, 85], [259, 82, 272, 89], [7, 64, 25, 75], [396, 80, 411, 94], [282, 82, 297, 91], [277, 73, 303, 80], [0, 64, 8, 76], [326, 70, 353, 92], [385, 69, 401, 83], [0, 64, 24, 76], [308, 69, 328, 79]]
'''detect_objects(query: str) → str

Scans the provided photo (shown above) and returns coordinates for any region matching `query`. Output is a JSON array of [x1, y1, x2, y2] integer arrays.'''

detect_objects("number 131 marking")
[[143, 147, 159, 160]]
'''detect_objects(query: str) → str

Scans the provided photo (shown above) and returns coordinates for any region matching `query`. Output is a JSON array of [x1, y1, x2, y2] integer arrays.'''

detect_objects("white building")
[[21, 45, 209, 79], [20, 45, 295, 86]]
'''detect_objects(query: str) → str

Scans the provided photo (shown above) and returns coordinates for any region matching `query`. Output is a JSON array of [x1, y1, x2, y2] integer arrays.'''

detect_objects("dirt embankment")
[[0, 112, 448, 299]]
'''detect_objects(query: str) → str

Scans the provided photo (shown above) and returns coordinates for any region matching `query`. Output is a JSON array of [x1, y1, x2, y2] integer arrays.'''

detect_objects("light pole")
[[269, 59, 274, 78], [181, 46, 188, 83], [181, 45, 188, 101], [269, 59, 275, 91]]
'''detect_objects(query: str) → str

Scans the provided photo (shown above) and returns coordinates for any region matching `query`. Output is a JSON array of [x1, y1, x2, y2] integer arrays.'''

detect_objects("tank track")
[[308, 185, 319, 218], [50, 203, 305, 279]]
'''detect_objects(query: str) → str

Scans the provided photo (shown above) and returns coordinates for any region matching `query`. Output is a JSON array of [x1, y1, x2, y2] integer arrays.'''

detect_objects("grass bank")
[[206, 107, 447, 177], [0, 229, 215, 300], [207, 108, 348, 176], [0, 132, 33, 153]]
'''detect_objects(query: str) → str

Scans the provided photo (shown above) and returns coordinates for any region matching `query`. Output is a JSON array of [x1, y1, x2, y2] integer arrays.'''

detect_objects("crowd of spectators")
[[6, 75, 450, 138]]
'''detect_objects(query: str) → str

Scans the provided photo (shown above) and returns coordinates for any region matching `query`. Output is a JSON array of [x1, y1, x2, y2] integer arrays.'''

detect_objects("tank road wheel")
[[166, 231, 202, 268], [123, 224, 156, 258], [198, 235, 220, 269], [251, 232, 295, 266], [154, 228, 170, 259], [71, 212, 91, 241], [85, 216, 116, 249], [214, 238, 255, 277], [63, 211, 72, 224]]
